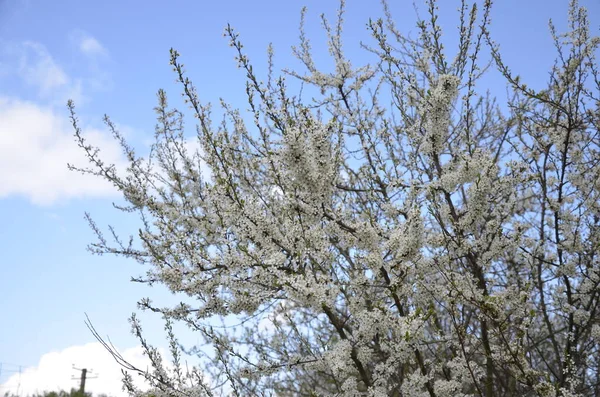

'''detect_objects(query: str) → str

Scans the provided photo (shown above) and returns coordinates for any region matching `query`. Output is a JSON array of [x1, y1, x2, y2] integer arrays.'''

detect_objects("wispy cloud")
[[70, 30, 109, 59], [0, 40, 85, 105], [1, 32, 112, 106], [17, 41, 69, 95], [68, 30, 113, 92], [80, 36, 108, 57], [44, 211, 67, 232]]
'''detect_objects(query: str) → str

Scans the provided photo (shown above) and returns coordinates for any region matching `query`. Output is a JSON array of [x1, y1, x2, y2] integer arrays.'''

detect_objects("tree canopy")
[[70, 0, 600, 396]]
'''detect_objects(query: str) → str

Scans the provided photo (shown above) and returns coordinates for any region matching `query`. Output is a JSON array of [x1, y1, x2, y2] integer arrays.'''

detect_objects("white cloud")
[[0, 343, 162, 397], [69, 30, 108, 59], [0, 97, 126, 205], [79, 36, 108, 58], [0, 38, 211, 207], [0, 39, 124, 205]]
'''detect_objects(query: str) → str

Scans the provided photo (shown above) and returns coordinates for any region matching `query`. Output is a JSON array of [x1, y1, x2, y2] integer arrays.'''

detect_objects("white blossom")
[[69, 0, 600, 395]]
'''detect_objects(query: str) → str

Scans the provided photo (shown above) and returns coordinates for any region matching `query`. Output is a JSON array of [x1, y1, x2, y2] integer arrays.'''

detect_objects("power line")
[[0, 362, 27, 382], [0, 369, 25, 373], [0, 362, 29, 397], [0, 364, 23, 397], [0, 362, 32, 379], [0, 362, 31, 368]]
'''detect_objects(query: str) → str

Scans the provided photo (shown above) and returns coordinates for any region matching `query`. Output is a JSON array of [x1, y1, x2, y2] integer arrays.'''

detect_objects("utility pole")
[[79, 368, 87, 393], [72, 365, 98, 394]]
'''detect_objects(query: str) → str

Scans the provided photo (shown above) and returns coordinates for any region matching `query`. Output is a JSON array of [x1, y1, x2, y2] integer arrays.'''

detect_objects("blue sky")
[[0, 0, 598, 395]]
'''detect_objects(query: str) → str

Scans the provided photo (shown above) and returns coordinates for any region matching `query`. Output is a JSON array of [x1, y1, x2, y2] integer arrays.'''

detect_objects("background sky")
[[0, 0, 598, 396]]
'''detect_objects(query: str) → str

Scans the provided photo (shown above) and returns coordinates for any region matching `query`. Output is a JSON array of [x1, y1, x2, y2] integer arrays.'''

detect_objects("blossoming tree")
[[69, 0, 600, 395]]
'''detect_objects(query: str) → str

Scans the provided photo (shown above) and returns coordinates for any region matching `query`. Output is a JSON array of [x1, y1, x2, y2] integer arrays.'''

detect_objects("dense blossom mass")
[[69, 0, 600, 396]]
